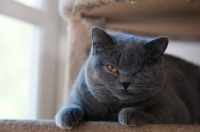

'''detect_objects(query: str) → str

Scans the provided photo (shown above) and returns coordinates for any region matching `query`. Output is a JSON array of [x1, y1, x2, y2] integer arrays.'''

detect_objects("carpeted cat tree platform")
[[1, 0, 200, 132], [1, 120, 200, 132]]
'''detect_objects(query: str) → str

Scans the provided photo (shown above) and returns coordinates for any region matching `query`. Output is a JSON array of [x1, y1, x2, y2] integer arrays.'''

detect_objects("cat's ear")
[[91, 26, 114, 53], [144, 36, 168, 64]]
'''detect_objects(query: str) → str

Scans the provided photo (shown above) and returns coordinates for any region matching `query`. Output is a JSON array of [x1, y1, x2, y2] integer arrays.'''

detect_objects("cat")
[[55, 26, 200, 129]]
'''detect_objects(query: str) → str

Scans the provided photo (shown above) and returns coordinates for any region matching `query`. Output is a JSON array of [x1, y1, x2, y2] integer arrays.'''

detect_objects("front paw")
[[118, 108, 147, 126], [55, 105, 85, 129]]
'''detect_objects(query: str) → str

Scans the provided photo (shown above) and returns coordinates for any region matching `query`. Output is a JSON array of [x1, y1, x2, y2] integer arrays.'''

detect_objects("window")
[[0, 14, 34, 119], [14, 0, 42, 9], [166, 41, 200, 66], [0, 0, 66, 119]]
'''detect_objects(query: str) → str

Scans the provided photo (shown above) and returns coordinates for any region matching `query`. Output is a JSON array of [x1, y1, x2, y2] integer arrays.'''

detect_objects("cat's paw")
[[118, 108, 147, 126], [55, 105, 85, 129]]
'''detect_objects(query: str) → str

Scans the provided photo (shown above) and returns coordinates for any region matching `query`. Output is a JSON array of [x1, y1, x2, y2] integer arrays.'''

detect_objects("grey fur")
[[55, 26, 200, 129]]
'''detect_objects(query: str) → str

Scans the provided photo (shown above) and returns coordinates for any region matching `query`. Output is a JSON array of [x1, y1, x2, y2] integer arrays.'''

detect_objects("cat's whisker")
[[132, 87, 168, 98], [134, 85, 169, 98]]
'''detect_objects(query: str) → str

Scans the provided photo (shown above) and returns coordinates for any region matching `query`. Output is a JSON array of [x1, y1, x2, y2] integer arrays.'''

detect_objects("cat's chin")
[[112, 91, 150, 104], [111, 89, 139, 99], [117, 96, 150, 104], [110, 93, 135, 104], [119, 100, 136, 104], [92, 93, 120, 104]]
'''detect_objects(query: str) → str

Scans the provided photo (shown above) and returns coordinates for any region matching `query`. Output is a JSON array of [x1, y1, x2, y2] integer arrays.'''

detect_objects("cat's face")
[[85, 27, 168, 104]]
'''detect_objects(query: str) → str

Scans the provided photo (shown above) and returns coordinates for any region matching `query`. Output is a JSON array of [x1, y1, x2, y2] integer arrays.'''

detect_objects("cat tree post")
[[63, 17, 105, 99], [64, 18, 90, 98]]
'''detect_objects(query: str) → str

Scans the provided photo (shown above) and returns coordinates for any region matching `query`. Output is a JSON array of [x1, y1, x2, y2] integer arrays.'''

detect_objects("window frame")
[[0, 0, 66, 119]]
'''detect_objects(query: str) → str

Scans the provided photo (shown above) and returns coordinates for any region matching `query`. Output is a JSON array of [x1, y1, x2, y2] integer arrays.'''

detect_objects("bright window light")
[[13, 0, 43, 9], [166, 41, 200, 66], [0, 14, 39, 119]]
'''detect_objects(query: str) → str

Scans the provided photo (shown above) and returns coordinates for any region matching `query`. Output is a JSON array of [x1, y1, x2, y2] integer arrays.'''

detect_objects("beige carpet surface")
[[1, 120, 200, 132]]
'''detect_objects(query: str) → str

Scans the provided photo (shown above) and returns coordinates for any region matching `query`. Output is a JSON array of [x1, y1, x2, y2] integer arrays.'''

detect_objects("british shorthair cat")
[[55, 26, 200, 129]]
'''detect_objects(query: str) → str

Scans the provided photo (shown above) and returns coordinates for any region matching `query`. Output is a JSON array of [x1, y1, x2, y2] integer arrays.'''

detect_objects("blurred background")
[[0, 0, 67, 120], [0, 0, 200, 120]]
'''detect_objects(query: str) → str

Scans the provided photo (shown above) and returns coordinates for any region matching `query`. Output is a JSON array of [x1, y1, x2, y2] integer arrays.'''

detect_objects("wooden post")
[[63, 17, 105, 100]]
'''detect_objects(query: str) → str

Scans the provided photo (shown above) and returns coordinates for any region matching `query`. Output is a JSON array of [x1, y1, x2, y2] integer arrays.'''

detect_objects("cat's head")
[[85, 26, 168, 104]]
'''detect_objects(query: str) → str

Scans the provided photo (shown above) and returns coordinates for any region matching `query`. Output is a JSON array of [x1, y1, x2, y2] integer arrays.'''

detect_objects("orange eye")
[[107, 65, 118, 73]]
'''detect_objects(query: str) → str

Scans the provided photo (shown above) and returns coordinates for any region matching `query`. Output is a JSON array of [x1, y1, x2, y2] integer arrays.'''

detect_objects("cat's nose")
[[122, 82, 130, 90]]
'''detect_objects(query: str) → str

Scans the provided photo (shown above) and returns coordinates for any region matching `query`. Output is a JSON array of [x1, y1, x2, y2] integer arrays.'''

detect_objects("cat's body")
[[55, 27, 200, 129]]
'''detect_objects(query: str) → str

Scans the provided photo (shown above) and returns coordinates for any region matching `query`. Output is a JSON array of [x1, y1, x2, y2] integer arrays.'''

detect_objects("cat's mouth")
[[112, 89, 151, 103], [127, 89, 145, 94]]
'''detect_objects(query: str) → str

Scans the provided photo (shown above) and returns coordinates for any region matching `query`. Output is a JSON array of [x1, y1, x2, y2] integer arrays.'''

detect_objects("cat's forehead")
[[110, 33, 146, 56], [117, 46, 143, 71], [110, 33, 148, 45], [105, 34, 146, 71]]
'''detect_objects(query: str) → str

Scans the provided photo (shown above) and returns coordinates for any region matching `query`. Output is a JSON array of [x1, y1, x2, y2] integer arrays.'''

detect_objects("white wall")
[[165, 41, 200, 66]]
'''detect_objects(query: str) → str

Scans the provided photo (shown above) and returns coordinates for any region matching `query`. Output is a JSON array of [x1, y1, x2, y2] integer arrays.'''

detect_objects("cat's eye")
[[106, 65, 118, 73]]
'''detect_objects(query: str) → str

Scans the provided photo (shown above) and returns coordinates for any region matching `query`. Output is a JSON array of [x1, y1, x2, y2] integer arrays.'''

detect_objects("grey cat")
[[55, 26, 200, 129]]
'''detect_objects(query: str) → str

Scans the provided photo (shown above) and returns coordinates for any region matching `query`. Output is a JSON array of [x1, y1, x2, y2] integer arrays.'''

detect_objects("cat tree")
[[0, 0, 200, 131], [60, 0, 200, 97]]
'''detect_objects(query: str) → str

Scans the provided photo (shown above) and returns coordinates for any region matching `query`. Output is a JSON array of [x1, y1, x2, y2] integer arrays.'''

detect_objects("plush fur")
[[59, 0, 196, 16], [2, 120, 200, 132], [55, 27, 200, 129]]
